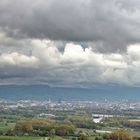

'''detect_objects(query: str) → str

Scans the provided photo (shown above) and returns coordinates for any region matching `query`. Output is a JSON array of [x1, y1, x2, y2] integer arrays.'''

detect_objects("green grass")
[[88, 137, 95, 140], [0, 136, 44, 140], [129, 130, 140, 137], [52, 136, 69, 140], [0, 122, 15, 131]]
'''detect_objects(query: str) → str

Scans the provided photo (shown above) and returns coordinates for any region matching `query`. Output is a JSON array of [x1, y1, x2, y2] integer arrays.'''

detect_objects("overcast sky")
[[0, 0, 140, 87]]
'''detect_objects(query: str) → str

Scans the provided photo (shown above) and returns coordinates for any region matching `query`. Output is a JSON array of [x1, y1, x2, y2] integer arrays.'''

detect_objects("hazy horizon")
[[0, 85, 139, 101]]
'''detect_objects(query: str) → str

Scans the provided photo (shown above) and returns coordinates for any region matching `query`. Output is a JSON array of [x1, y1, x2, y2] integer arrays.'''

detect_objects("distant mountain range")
[[0, 85, 140, 101]]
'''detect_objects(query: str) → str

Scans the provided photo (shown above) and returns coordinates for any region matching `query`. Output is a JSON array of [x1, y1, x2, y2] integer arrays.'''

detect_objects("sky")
[[0, 0, 140, 87]]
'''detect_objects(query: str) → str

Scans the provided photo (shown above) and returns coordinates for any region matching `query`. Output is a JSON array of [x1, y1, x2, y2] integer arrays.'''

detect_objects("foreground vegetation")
[[0, 105, 140, 140], [0, 130, 135, 140], [0, 117, 139, 140]]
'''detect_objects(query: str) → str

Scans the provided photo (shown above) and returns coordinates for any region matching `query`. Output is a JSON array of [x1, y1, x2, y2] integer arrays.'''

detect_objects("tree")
[[14, 121, 33, 135], [95, 136, 104, 140], [108, 130, 132, 140], [56, 124, 75, 136], [78, 134, 88, 140], [49, 129, 55, 139]]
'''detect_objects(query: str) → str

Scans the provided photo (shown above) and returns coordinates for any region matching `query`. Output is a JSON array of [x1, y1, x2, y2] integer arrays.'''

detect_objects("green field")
[[0, 136, 72, 140], [130, 130, 140, 137], [0, 136, 44, 140]]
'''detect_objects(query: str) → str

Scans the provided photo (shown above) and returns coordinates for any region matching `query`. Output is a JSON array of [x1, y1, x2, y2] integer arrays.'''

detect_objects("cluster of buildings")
[[0, 99, 140, 111]]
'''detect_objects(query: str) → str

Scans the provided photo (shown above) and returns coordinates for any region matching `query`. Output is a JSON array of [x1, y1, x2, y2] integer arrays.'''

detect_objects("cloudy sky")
[[0, 0, 140, 87]]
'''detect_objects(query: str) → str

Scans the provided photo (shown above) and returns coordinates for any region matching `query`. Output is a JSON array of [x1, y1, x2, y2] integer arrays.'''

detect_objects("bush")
[[78, 134, 88, 140]]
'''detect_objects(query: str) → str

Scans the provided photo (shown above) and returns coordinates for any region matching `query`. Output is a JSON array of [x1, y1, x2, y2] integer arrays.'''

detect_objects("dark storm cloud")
[[1, 0, 140, 86], [0, 0, 140, 51]]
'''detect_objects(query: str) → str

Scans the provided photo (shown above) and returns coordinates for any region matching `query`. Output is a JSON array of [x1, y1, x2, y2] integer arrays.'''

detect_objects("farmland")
[[0, 100, 140, 140]]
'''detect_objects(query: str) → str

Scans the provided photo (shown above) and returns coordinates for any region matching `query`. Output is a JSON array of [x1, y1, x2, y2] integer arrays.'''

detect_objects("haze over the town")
[[0, 0, 140, 94]]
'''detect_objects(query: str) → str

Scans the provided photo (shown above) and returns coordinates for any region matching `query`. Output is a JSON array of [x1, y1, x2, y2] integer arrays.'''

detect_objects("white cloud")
[[0, 52, 38, 67], [20, 40, 139, 86], [0, 39, 140, 87], [127, 44, 140, 61]]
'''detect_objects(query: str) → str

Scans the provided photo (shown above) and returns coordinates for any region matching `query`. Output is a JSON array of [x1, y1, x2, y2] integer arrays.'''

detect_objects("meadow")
[[0, 136, 44, 140]]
